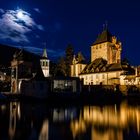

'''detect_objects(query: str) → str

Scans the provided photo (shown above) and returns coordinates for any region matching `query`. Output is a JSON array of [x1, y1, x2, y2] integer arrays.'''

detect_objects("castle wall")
[[91, 42, 108, 62]]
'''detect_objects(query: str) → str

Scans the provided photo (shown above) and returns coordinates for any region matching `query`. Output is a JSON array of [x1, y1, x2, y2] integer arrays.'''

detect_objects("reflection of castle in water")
[[71, 102, 140, 140], [3, 101, 140, 140]]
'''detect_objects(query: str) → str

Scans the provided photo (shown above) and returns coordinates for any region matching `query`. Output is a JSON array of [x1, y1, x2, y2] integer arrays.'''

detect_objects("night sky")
[[0, 0, 140, 65]]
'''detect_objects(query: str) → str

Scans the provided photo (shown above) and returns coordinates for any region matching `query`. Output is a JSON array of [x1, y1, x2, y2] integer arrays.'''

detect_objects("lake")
[[0, 100, 140, 140]]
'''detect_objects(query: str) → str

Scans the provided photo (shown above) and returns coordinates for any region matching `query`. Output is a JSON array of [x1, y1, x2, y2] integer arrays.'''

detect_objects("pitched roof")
[[80, 58, 134, 75], [30, 66, 46, 81], [92, 29, 113, 45], [13, 49, 41, 62]]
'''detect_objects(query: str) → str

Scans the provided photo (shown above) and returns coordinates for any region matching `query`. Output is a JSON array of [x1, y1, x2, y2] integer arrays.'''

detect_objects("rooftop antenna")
[[105, 20, 108, 30]]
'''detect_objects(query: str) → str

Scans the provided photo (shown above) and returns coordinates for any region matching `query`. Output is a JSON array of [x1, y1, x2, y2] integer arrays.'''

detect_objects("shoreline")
[[2, 92, 140, 106]]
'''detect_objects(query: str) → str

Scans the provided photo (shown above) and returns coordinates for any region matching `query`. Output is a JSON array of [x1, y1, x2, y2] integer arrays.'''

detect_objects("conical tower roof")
[[93, 29, 113, 45], [42, 48, 48, 59]]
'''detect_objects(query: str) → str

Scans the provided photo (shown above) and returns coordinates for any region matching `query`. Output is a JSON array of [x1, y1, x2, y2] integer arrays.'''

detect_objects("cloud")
[[0, 8, 44, 43], [37, 24, 44, 31], [0, 8, 4, 13], [34, 8, 41, 13], [18, 45, 65, 58]]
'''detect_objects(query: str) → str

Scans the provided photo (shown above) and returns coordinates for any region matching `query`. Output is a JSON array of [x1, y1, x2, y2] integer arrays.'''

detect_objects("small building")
[[10, 48, 50, 97], [11, 49, 35, 93], [51, 77, 81, 93], [19, 69, 51, 98], [120, 66, 140, 85]]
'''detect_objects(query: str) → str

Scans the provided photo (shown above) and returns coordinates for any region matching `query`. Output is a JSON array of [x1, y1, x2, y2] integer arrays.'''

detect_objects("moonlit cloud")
[[0, 8, 4, 13], [0, 8, 44, 43], [19, 45, 65, 58], [34, 8, 41, 13]]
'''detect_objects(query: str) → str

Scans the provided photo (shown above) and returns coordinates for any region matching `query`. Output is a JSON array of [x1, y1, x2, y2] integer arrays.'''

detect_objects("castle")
[[71, 28, 136, 85]]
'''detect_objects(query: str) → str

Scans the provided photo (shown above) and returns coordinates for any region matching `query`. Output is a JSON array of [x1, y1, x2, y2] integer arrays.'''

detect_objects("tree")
[[57, 57, 67, 76], [65, 44, 74, 76], [49, 61, 57, 77], [51, 44, 74, 77]]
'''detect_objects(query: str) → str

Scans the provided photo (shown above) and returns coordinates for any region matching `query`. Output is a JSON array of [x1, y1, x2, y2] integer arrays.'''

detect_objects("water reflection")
[[9, 102, 21, 140], [0, 101, 140, 140], [71, 102, 140, 140], [39, 119, 49, 140]]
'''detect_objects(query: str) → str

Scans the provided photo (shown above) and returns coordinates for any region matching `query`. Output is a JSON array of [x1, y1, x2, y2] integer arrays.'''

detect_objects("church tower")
[[91, 28, 122, 64], [40, 48, 50, 77]]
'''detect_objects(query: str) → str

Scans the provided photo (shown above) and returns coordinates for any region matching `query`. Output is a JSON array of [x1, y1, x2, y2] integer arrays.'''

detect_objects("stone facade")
[[91, 36, 122, 64]]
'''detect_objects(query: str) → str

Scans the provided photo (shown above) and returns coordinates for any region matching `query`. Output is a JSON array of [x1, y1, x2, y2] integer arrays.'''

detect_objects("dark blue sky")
[[0, 0, 140, 65]]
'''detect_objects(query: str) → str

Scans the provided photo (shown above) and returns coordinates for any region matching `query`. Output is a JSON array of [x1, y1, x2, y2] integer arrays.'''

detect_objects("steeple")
[[40, 48, 50, 77], [42, 48, 47, 58]]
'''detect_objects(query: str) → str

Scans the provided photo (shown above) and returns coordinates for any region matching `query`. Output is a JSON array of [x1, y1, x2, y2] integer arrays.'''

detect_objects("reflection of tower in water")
[[9, 102, 21, 140], [39, 119, 49, 140]]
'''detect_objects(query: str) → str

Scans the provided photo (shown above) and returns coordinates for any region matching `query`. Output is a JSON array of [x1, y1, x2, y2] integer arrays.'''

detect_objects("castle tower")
[[40, 48, 50, 77], [91, 28, 122, 64], [11, 50, 33, 93], [11, 51, 23, 93]]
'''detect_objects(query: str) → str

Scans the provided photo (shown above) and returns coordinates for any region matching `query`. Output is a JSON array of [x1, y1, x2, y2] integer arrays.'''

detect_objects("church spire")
[[40, 48, 50, 77], [42, 48, 47, 58]]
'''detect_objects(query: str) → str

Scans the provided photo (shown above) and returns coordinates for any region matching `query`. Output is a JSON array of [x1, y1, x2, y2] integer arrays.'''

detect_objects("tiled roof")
[[80, 58, 134, 75]]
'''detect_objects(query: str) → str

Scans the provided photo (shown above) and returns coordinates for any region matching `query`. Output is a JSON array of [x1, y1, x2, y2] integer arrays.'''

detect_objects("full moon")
[[17, 10, 24, 19]]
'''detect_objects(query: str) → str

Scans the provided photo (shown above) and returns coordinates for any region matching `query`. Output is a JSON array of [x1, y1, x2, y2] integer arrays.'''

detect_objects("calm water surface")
[[0, 101, 140, 140]]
